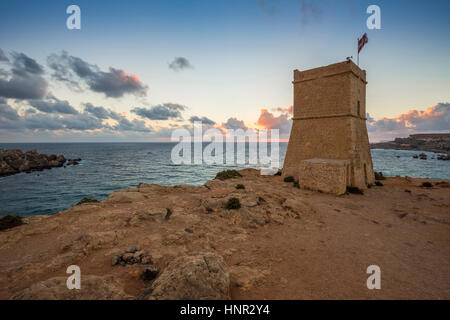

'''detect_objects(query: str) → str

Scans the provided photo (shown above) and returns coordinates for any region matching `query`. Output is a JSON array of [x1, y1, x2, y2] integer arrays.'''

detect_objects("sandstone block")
[[298, 158, 349, 195]]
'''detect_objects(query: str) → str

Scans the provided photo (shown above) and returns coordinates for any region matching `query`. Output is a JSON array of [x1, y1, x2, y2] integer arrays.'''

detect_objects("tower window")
[[357, 101, 361, 116]]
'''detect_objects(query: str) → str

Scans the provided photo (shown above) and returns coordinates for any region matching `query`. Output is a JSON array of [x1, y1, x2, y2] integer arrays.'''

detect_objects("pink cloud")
[[367, 103, 450, 142]]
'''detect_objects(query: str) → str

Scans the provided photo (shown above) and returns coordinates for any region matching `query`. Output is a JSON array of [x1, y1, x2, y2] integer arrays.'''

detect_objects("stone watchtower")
[[283, 60, 375, 194]]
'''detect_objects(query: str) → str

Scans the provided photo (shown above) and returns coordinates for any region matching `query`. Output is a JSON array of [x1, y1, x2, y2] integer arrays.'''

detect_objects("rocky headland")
[[0, 169, 449, 300], [371, 133, 450, 157], [0, 149, 81, 176]]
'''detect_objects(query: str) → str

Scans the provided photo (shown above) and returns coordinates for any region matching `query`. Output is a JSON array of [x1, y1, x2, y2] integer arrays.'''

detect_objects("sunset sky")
[[0, 0, 449, 142]]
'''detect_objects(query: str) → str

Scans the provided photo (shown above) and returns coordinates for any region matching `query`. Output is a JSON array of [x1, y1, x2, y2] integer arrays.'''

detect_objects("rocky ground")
[[0, 149, 81, 176], [0, 169, 449, 300]]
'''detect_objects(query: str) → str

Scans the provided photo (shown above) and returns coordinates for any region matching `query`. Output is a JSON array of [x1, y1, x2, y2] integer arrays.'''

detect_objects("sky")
[[0, 0, 449, 142]]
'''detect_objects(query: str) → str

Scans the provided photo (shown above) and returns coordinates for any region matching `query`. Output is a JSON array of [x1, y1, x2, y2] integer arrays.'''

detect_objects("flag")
[[358, 33, 368, 53]]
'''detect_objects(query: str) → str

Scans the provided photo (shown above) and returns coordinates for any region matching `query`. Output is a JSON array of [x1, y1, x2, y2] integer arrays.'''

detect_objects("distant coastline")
[[370, 133, 450, 154]]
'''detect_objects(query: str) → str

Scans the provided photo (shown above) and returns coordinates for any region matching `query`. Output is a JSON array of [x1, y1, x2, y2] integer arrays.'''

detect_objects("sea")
[[0, 143, 449, 217]]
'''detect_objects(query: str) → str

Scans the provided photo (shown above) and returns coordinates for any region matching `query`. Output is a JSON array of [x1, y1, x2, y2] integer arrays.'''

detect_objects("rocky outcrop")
[[371, 133, 450, 154], [0, 149, 71, 176], [144, 253, 230, 300], [11, 275, 132, 300]]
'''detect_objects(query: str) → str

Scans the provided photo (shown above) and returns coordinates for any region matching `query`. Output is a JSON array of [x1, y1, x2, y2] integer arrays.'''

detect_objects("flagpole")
[[357, 37, 359, 66]]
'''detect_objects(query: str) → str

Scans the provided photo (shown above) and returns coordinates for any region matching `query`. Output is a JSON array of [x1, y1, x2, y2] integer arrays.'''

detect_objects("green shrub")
[[421, 182, 432, 188], [76, 197, 99, 205], [226, 197, 241, 210], [293, 181, 300, 189], [0, 215, 24, 231], [258, 196, 266, 203], [215, 170, 242, 181], [165, 208, 172, 220], [235, 184, 245, 190], [347, 186, 364, 195], [375, 181, 383, 187], [374, 172, 386, 180], [284, 176, 295, 183]]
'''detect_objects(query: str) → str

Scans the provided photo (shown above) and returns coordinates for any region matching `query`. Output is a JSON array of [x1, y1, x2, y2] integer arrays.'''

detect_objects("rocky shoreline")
[[370, 133, 450, 155], [0, 169, 449, 300], [0, 149, 81, 177]]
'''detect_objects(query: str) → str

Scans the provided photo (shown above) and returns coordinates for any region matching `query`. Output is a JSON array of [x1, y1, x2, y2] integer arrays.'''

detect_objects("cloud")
[[131, 103, 186, 120], [47, 51, 148, 98], [0, 97, 152, 134], [299, 0, 324, 26], [272, 105, 293, 114], [29, 96, 79, 115], [0, 50, 48, 100], [83, 103, 151, 132], [27, 113, 103, 131], [0, 99, 20, 120], [11, 52, 44, 76], [256, 108, 292, 136], [258, 0, 278, 15], [367, 103, 450, 141], [0, 49, 9, 62], [0, 75, 48, 100], [222, 117, 248, 131], [84, 103, 120, 120], [113, 117, 151, 132], [0, 69, 9, 78], [189, 115, 216, 125], [168, 57, 193, 71]]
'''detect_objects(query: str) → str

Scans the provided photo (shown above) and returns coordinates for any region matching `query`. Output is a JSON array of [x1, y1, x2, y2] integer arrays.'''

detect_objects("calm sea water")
[[0, 143, 449, 217]]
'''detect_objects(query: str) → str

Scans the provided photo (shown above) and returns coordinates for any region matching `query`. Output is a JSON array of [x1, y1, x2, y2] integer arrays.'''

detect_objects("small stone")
[[111, 254, 121, 266], [126, 247, 138, 254], [185, 228, 194, 233], [141, 255, 152, 265]]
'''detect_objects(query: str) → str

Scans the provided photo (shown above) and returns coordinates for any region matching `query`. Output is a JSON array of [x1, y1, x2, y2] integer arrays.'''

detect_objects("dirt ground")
[[0, 169, 449, 299]]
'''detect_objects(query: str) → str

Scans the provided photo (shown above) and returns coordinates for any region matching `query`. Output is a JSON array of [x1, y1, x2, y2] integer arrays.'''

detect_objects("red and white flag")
[[358, 33, 368, 53]]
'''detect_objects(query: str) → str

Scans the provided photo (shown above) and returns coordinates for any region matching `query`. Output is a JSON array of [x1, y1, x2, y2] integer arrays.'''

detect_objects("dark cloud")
[[47, 51, 148, 98], [29, 96, 79, 115], [0, 69, 9, 78], [0, 99, 20, 120], [84, 103, 120, 120], [0, 49, 9, 62], [0, 51, 48, 100], [222, 117, 248, 131], [0, 75, 47, 99], [11, 52, 44, 76], [113, 117, 151, 132], [83, 103, 151, 132], [168, 57, 193, 71], [189, 115, 216, 125], [89, 68, 147, 98], [131, 103, 186, 120], [0, 97, 152, 133]]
